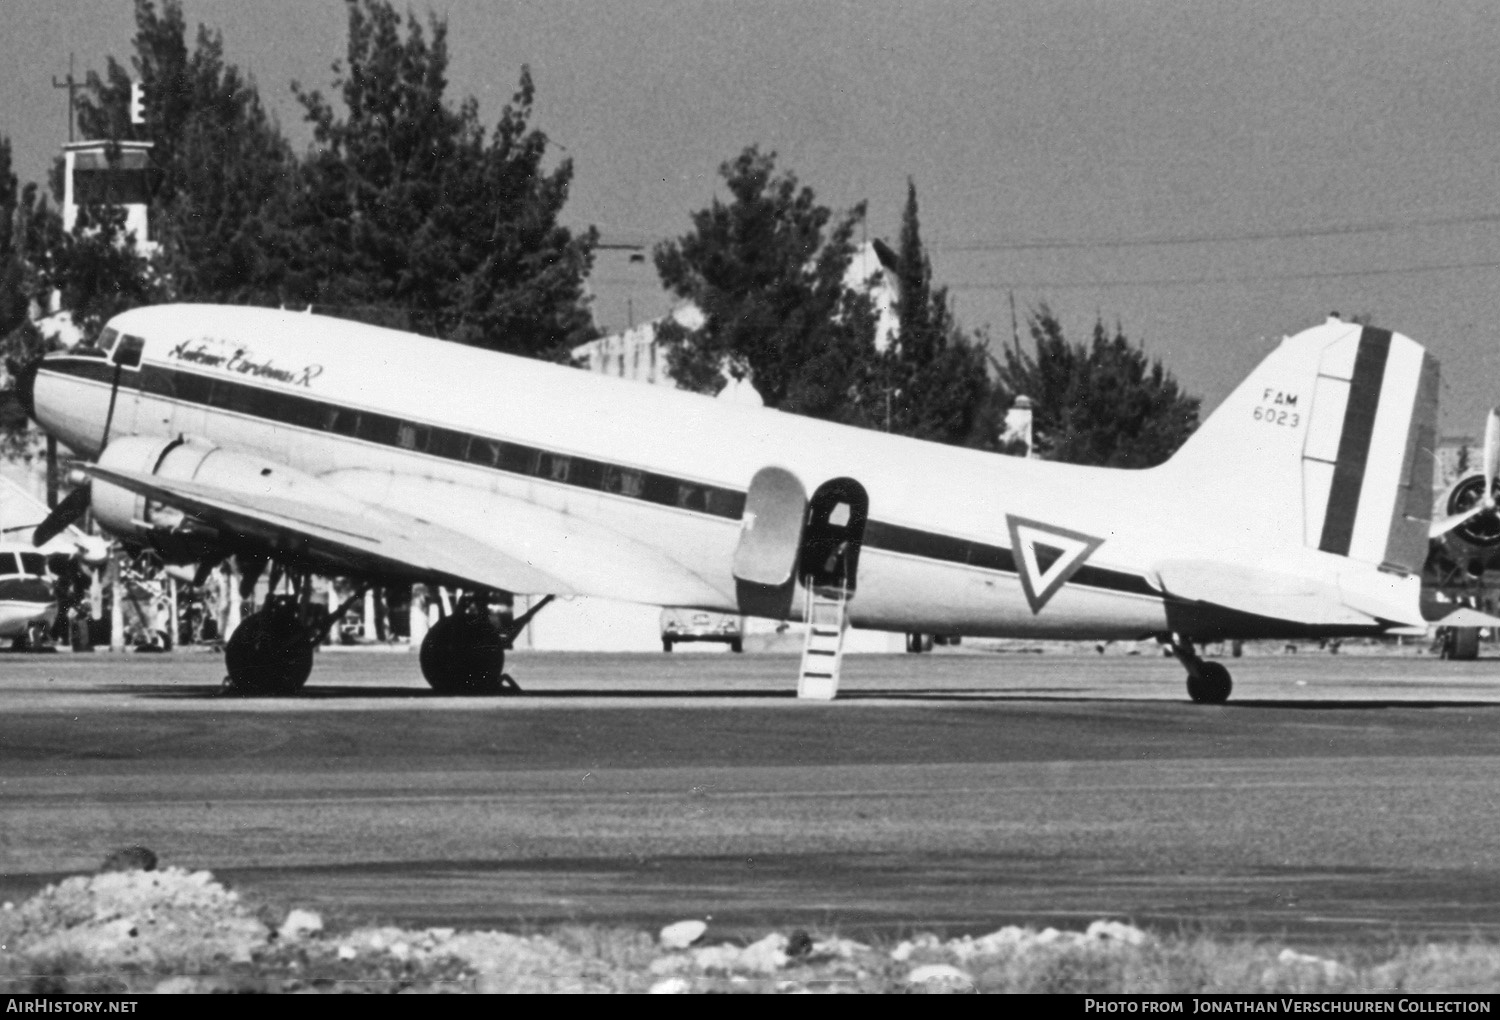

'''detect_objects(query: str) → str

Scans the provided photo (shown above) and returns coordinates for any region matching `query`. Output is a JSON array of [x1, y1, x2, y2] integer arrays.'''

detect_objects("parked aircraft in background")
[[1422, 407, 1500, 656], [0, 542, 55, 649], [0, 475, 109, 650], [10, 305, 1484, 699], [0, 475, 110, 565]]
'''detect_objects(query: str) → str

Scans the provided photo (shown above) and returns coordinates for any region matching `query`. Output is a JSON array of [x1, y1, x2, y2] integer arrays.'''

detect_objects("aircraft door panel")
[[733, 466, 807, 585], [733, 466, 808, 619]]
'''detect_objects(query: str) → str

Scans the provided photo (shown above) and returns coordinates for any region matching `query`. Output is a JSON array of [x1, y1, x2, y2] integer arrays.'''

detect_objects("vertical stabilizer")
[[1163, 318, 1435, 575]]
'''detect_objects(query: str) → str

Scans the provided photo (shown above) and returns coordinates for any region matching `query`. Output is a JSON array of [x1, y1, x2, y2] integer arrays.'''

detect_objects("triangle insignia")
[[1005, 515, 1104, 614]]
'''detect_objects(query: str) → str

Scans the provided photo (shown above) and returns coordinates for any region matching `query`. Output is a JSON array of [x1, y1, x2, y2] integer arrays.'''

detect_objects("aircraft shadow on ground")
[[97, 684, 806, 701], [843, 691, 1500, 710], [91, 684, 1500, 709]]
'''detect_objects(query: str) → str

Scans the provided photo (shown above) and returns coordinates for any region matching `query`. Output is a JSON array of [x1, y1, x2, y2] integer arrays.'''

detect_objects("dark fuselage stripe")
[[1318, 326, 1391, 556], [41, 357, 1161, 601]]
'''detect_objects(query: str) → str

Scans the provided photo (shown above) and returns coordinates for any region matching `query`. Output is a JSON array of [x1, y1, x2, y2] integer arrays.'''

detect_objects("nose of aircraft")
[[10, 352, 42, 420]]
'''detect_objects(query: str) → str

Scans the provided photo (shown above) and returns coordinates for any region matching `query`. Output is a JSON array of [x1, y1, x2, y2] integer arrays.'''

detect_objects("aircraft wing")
[[84, 463, 578, 596], [83, 463, 732, 606]]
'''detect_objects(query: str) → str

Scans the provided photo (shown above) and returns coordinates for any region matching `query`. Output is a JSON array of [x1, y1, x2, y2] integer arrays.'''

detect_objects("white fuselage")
[[32, 305, 1246, 640]]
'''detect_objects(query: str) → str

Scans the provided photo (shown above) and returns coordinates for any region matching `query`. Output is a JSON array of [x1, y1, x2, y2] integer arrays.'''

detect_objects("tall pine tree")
[[287, 0, 597, 358], [877, 179, 993, 446], [654, 146, 882, 425], [997, 305, 1200, 467]]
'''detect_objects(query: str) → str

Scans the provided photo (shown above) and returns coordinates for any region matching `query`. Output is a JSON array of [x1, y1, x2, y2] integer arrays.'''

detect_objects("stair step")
[[799, 586, 849, 701]]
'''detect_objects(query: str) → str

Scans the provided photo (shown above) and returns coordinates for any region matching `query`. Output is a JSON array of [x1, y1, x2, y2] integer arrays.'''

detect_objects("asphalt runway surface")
[[5, 644, 1500, 946]]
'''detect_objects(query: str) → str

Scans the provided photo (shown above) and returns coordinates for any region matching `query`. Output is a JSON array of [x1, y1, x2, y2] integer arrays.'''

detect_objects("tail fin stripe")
[[1318, 326, 1392, 555]]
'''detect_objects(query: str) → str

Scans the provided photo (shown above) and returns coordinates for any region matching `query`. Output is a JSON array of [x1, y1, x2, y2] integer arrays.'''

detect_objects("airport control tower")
[[60, 139, 158, 255]]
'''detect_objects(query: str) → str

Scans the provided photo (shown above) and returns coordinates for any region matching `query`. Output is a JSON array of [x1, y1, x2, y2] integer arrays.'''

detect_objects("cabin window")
[[543, 454, 571, 483], [0, 553, 17, 578], [430, 429, 470, 461], [174, 372, 211, 403], [113, 334, 145, 368], [603, 466, 645, 498], [706, 488, 746, 519], [357, 413, 399, 446], [397, 422, 429, 452], [498, 444, 538, 476], [18, 552, 45, 576], [569, 459, 603, 489], [324, 407, 358, 437], [468, 439, 502, 468]]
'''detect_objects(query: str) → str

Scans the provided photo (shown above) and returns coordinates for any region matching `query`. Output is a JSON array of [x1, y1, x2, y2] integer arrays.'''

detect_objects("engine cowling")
[[90, 435, 353, 566], [1435, 471, 1500, 576], [91, 437, 221, 563]]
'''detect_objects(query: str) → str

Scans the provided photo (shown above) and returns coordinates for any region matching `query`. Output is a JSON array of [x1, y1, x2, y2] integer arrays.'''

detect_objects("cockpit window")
[[113, 334, 145, 368], [17, 552, 45, 576], [97, 327, 120, 352]]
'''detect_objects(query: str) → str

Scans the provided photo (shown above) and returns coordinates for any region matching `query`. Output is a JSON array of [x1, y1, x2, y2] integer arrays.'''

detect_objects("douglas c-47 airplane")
[[11, 305, 1490, 700]]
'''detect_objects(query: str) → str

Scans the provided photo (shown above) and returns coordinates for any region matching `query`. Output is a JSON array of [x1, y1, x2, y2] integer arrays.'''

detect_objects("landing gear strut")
[[1164, 634, 1233, 704], [418, 593, 554, 695]]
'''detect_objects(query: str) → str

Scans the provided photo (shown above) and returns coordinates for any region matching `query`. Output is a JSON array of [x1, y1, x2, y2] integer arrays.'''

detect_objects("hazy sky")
[[6, 1, 1500, 432]]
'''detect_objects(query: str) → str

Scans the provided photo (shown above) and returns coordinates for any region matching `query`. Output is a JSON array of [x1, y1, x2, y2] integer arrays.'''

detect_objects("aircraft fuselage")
[[28, 305, 1410, 644]]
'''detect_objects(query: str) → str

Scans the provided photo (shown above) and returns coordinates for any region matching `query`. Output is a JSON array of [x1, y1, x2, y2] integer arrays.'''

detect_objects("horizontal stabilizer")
[[1422, 606, 1500, 629], [1153, 559, 1374, 627]]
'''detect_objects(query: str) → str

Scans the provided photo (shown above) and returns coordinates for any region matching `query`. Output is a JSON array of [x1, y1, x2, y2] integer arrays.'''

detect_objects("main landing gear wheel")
[[1186, 660, 1232, 704], [223, 602, 315, 696], [420, 610, 518, 695], [1164, 634, 1233, 704]]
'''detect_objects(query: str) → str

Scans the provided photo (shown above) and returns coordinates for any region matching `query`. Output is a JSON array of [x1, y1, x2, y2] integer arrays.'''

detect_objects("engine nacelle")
[[90, 435, 354, 566], [1435, 472, 1500, 577]]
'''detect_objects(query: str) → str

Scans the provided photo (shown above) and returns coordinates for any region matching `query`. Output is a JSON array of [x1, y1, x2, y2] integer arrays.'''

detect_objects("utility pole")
[[51, 53, 83, 143], [1008, 290, 1022, 360]]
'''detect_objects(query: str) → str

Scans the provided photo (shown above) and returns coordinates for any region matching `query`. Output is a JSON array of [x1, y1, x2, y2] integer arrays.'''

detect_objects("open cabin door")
[[798, 478, 869, 593], [794, 477, 868, 701], [732, 469, 870, 700]]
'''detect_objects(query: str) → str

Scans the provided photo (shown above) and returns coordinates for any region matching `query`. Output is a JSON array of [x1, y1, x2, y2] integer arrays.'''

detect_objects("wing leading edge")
[[85, 462, 577, 595], [84, 462, 733, 608]]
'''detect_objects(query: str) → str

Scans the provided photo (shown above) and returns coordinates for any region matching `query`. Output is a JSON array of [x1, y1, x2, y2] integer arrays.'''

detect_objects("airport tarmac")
[[3, 646, 1500, 946]]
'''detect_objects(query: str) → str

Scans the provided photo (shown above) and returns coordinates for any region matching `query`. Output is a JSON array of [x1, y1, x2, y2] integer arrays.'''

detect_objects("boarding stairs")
[[798, 584, 850, 700]]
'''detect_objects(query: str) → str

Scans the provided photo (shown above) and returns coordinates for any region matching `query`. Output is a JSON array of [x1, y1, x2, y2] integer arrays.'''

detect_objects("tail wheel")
[[420, 611, 510, 694], [223, 607, 314, 696], [1187, 660, 1232, 704]]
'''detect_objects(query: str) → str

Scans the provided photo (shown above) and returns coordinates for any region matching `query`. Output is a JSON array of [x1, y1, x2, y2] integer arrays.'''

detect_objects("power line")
[[936, 210, 1500, 254], [951, 257, 1500, 292]]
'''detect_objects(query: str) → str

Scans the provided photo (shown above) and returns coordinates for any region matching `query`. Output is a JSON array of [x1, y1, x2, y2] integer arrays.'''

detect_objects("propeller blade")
[[1431, 502, 1490, 539], [32, 484, 91, 547], [1484, 407, 1500, 509]]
